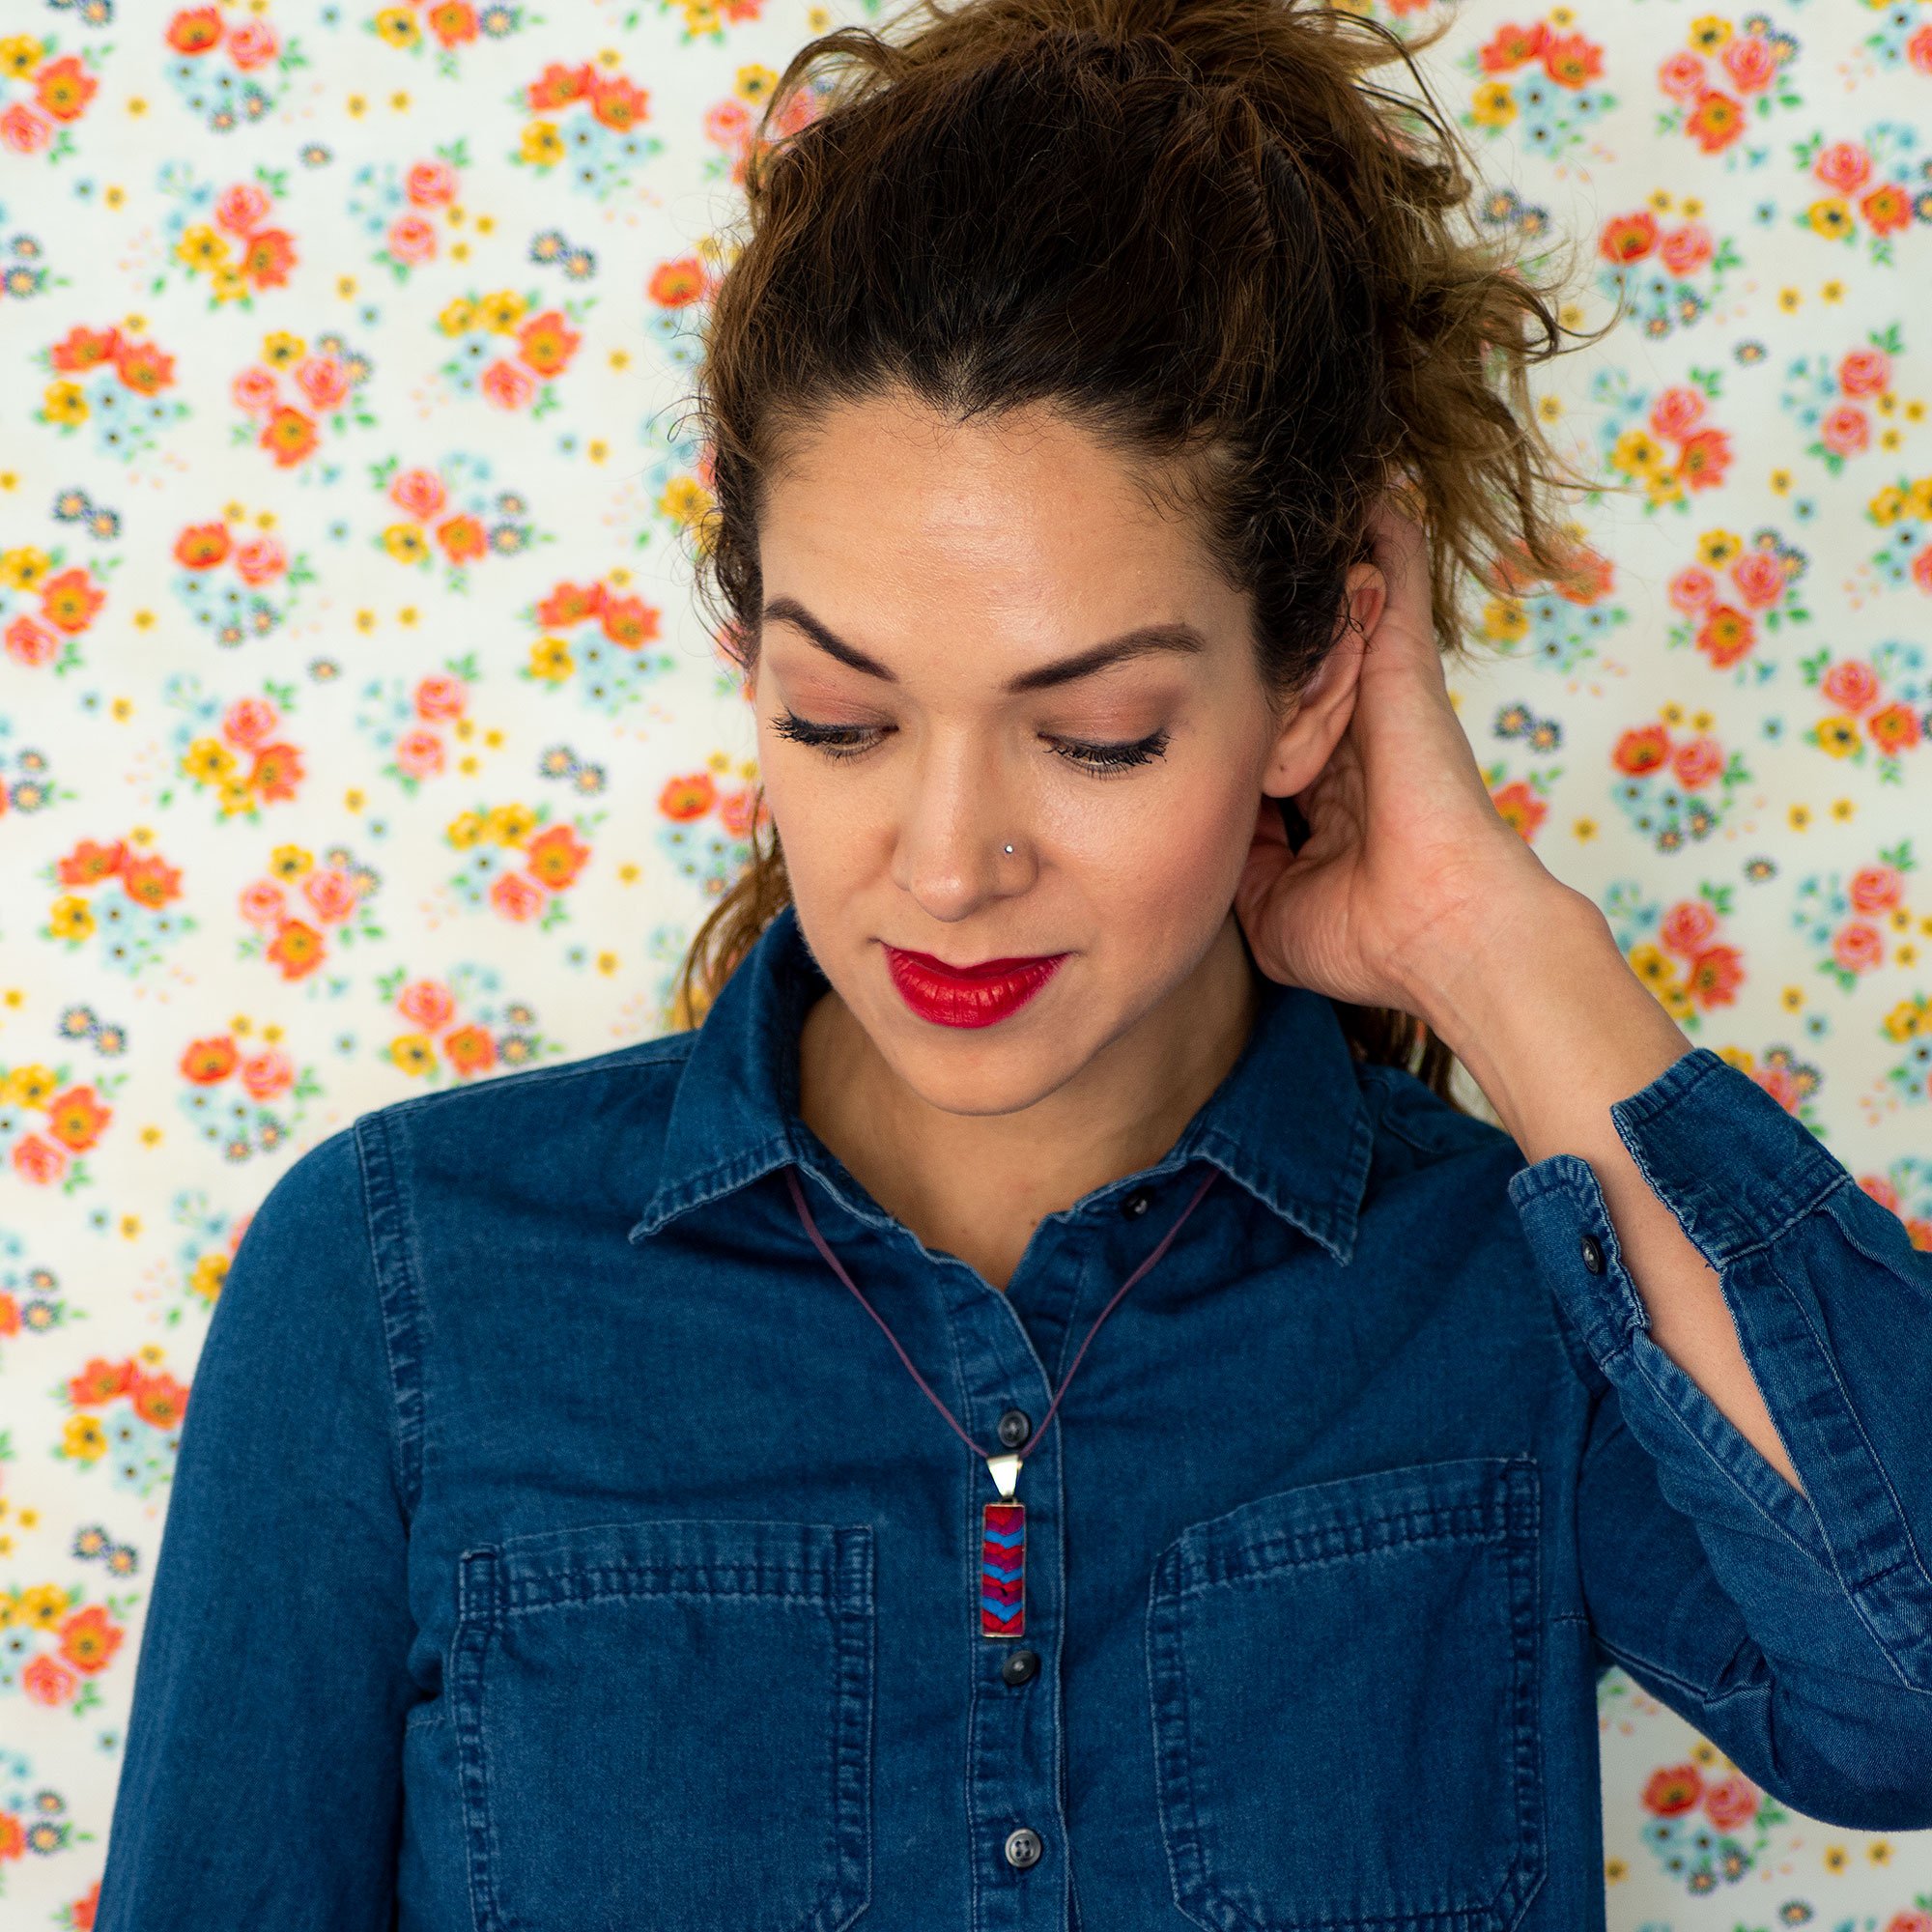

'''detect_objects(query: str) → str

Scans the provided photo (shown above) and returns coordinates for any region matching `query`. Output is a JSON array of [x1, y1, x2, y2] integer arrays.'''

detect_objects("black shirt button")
[[1121, 1187, 1151, 1218], [996, 1407, 1032, 1449], [1579, 1232, 1605, 1274], [1004, 1827, 1044, 1869], [1000, 1647, 1039, 1687]]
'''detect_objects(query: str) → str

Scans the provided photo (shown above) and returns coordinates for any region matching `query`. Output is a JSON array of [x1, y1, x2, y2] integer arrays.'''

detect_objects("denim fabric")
[[95, 901, 1932, 1932]]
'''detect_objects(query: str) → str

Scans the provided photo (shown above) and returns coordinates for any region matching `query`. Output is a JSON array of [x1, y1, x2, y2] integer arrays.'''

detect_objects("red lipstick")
[[883, 944, 1068, 1029]]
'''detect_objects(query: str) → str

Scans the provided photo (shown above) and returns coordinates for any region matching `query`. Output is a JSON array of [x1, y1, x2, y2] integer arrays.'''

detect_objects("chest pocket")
[[1146, 1457, 1544, 1932], [450, 1517, 873, 1932]]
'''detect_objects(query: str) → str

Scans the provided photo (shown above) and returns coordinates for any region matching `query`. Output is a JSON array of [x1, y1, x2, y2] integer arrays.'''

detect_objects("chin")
[[879, 1028, 1092, 1119]]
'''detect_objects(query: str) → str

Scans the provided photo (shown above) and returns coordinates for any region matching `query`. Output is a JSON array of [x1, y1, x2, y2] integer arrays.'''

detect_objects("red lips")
[[883, 945, 1068, 1029]]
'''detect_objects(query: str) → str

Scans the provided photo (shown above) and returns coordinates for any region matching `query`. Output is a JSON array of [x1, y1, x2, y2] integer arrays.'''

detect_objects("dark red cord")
[[785, 1162, 1218, 1464]]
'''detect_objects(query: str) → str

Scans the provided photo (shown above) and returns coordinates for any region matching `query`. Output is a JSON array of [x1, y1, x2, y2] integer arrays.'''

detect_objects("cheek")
[[1049, 770, 1259, 930]]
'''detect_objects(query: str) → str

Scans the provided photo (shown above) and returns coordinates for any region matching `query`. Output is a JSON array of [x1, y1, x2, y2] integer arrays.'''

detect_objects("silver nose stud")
[[1004, 844, 1014, 855]]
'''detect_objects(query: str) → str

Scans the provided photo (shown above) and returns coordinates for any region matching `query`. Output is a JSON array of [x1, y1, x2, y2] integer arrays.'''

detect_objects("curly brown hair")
[[668, 0, 1631, 1113]]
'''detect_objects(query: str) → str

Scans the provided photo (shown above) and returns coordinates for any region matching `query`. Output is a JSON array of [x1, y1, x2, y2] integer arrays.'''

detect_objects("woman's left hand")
[[1232, 495, 1580, 1017]]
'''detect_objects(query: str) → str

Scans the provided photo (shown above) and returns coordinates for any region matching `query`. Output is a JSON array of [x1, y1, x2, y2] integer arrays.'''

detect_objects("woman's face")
[[751, 390, 1374, 1119]]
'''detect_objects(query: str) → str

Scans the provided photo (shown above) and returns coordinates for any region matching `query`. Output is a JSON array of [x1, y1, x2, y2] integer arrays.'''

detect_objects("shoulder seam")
[[352, 1110, 427, 1523], [368, 1037, 696, 1126]]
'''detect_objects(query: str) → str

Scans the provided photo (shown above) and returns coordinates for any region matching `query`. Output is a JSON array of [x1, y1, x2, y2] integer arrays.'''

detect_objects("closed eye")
[[768, 709, 1169, 778]]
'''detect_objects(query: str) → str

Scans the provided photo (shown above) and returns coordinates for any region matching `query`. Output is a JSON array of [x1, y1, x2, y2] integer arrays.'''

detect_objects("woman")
[[98, 1, 1932, 1927]]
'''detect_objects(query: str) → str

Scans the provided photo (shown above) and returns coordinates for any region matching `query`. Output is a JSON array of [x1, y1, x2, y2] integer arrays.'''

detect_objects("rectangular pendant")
[[980, 1500, 1025, 1638]]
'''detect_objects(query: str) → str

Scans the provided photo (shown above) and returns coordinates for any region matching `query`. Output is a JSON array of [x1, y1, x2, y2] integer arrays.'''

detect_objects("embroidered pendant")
[[981, 1453, 1025, 1638]]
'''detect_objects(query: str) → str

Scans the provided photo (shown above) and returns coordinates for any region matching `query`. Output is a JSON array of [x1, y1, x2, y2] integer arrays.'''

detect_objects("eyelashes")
[[769, 707, 1170, 778]]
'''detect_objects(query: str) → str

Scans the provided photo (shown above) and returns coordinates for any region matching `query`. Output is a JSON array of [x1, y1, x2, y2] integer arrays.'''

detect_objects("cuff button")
[[1579, 1231, 1605, 1274]]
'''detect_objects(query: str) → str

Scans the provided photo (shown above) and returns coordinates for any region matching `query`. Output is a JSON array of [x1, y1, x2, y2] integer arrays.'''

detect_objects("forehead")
[[757, 392, 1239, 634]]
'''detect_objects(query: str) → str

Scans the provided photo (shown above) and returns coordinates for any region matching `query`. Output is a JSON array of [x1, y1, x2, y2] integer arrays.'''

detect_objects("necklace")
[[784, 1162, 1218, 1638]]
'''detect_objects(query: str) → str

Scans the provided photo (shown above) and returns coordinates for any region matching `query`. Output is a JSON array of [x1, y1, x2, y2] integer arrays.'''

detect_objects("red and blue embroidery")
[[980, 1500, 1026, 1637]]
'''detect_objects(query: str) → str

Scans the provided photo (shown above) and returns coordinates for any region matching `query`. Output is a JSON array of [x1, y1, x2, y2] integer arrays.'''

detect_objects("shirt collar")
[[630, 902, 1375, 1264]]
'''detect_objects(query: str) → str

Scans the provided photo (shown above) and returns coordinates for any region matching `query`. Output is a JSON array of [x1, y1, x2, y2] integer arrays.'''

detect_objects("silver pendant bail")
[[986, 1452, 1023, 1499]]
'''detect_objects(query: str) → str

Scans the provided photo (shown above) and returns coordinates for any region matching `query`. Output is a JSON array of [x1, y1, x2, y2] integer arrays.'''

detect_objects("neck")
[[797, 910, 1261, 1291]]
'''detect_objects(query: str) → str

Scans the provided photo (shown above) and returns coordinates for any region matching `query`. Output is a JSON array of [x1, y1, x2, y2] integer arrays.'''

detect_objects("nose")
[[889, 736, 1031, 921]]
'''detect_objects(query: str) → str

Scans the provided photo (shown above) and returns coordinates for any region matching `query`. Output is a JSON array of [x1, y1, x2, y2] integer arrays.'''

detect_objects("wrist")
[[1398, 870, 1606, 1045]]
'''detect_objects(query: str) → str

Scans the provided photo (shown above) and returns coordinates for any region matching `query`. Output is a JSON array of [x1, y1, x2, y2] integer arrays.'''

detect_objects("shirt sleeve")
[[95, 1120, 416, 1931], [1506, 1043, 1932, 1835]]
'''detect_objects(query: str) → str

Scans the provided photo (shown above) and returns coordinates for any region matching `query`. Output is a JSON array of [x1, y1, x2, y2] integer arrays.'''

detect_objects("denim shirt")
[[96, 901, 1932, 1932]]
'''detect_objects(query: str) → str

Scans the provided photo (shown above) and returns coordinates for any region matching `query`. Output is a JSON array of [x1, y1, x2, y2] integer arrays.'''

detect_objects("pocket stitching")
[[1147, 1460, 1545, 1932], [451, 1521, 874, 1932]]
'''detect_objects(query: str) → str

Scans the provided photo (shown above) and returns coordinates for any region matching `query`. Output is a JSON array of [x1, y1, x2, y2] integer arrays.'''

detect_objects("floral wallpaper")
[[2, 0, 1931, 1925]]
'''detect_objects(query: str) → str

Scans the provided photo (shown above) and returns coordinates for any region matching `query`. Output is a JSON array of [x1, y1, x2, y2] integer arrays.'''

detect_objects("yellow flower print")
[[0, 36, 43, 79], [1906, 475, 1932, 520], [6, 1064, 58, 1106], [521, 121, 564, 166], [190, 1252, 229, 1305], [1469, 81, 1516, 128], [375, 7, 419, 46], [175, 224, 230, 271], [1658, 981, 1695, 1023], [736, 63, 779, 104], [1627, 944, 1674, 989], [1610, 429, 1666, 477], [528, 635, 574, 681], [269, 843, 313, 878], [0, 546, 51, 590], [660, 475, 713, 528], [389, 1034, 438, 1076], [1647, 470, 1687, 507], [183, 737, 238, 783], [1884, 999, 1925, 1041], [1695, 529, 1743, 567], [1804, 198, 1852, 240], [43, 381, 88, 426], [1816, 715, 1861, 756], [262, 331, 305, 368], [485, 802, 536, 846], [1868, 484, 1907, 526], [1481, 597, 1527, 643], [210, 264, 249, 304], [15, 1582, 70, 1627], [48, 897, 95, 941], [383, 524, 429, 564], [480, 289, 527, 332], [438, 296, 479, 337], [217, 778, 256, 817], [1718, 1045, 1757, 1075], [446, 809, 488, 847], [1688, 15, 1730, 51]]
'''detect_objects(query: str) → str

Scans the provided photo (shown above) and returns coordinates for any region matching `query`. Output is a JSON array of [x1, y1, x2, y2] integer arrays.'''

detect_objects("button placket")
[[960, 1243, 1073, 1928]]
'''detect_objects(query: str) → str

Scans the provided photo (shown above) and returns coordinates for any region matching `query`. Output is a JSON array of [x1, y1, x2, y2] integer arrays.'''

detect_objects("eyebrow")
[[759, 596, 1208, 696]]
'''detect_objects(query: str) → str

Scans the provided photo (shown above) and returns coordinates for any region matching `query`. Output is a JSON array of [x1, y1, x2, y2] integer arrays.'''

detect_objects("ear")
[[1261, 560, 1385, 797]]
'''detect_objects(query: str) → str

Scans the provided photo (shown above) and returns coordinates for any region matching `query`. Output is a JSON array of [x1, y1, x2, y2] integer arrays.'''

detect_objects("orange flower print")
[[47, 1082, 110, 1151], [260, 406, 319, 468], [1489, 779, 1547, 841], [58, 1605, 125, 1676], [517, 309, 581, 377], [660, 771, 717, 821], [69, 1356, 132, 1405], [181, 1037, 241, 1084], [443, 1024, 496, 1074], [1612, 724, 1670, 775], [36, 54, 99, 123], [167, 7, 224, 55], [527, 61, 595, 111], [265, 920, 326, 980], [526, 822, 589, 889], [41, 567, 105, 634], [1641, 1763, 1702, 1814]]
